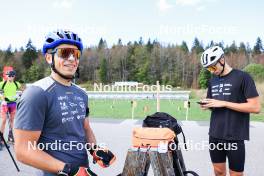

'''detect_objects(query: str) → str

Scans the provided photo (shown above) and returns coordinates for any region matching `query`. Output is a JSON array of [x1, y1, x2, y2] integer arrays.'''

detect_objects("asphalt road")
[[0, 119, 263, 176]]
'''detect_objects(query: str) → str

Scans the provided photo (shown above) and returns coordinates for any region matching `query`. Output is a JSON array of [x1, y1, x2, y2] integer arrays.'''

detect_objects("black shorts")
[[209, 136, 245, 172]]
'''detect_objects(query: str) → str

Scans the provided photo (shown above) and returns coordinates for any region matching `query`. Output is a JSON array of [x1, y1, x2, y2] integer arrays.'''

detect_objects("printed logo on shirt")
[[61, 111, 68, 116], [60, 102, 69, 111], [77, 114, 86, 120], [62, 116, 75, 123], [211, 82, 233, 97], [69, 102, 78, 107], [71, 109, 79, 115], [74, 96, 83, 101], [79, 102, 86, 112], [58, 96, 68, 101]]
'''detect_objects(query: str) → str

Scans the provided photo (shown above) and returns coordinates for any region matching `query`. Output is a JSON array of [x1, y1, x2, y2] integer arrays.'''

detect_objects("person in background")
[[0, 70, 21, 150]]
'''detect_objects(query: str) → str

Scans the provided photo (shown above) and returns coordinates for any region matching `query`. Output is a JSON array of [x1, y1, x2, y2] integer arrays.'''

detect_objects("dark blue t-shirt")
[[14, 77, 89, 174], [207, 69, 259, 140]]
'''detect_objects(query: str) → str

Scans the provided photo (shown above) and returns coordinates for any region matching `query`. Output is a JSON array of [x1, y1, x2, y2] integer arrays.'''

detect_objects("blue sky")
[[0, 0, 263, 50]]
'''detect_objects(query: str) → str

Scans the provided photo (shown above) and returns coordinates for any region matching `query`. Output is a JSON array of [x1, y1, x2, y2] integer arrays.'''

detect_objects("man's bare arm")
[[14, 129, 65, 173], [83, 118, 96, 145], [202, 97, 261, 114]]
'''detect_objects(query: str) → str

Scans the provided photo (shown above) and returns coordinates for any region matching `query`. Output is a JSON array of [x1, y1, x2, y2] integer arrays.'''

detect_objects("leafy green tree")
[[23, 62, 44, 82], [198, 68, 211, 89], [243, 64, 264, 81]]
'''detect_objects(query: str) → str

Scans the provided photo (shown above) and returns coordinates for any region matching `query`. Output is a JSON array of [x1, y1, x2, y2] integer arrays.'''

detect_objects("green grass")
[[89, 99, 264, 121], [89, 99, 209, 120]]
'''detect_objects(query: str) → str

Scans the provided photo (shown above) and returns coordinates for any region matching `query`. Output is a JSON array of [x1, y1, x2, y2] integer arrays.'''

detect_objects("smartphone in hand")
[[196, 101, 208, 105]]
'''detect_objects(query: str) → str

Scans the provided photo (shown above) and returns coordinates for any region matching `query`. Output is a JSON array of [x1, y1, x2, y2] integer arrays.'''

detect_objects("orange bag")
[[132, 127, 176, 149]]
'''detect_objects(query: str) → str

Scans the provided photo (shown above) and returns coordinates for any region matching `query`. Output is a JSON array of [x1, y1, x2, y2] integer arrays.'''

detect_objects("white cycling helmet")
[[200, 46, 224, 68]]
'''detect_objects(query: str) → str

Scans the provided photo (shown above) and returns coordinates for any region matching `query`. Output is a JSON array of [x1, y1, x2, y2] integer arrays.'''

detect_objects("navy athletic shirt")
[[15, 77, 90, 175]]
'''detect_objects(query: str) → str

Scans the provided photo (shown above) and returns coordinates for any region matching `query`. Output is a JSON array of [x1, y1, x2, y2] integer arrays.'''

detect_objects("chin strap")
[[51, 54, 76, 80], [218, 57, 225, 77]]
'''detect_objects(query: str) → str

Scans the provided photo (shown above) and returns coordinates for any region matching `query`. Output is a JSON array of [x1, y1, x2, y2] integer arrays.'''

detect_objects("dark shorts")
[[1, 102, 17, 114], [209, 136, 245, 172]]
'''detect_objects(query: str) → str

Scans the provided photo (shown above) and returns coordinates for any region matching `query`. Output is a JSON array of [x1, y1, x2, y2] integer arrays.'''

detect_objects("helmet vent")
[[210, 56, 216, 61], [72, 33, 77, 40], [65, 33, 71, 39], [57, 32, 64, 38], [46, 38, 54, 43], [213, 48, 218, 52]]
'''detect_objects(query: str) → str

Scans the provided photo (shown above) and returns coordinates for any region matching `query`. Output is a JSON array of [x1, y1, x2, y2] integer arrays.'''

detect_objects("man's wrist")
[[57, 163, 72, 175], [224, 101, 229, 108], [89, 144, 98, 155]]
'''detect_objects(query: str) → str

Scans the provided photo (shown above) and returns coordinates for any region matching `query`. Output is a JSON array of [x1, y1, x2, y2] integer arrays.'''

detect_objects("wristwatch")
[[57, 163, 71, 176]]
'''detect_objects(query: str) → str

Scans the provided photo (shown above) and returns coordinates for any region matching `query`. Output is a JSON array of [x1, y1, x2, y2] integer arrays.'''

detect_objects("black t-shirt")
[[207, 69, 259, 140]]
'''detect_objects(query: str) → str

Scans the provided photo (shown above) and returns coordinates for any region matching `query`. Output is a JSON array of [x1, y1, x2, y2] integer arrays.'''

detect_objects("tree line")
[[0, 37, 263, 89]]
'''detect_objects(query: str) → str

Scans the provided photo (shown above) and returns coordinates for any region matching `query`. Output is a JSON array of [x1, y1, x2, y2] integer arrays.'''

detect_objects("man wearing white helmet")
[[14, 30, 116, 176], [200, 46, 261, 176]]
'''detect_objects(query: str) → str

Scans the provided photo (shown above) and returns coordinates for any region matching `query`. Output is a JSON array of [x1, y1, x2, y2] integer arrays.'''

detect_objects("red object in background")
[[2, 66, 14, 81]]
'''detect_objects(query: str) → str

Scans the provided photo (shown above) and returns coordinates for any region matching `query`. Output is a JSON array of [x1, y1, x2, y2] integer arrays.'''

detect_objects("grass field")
[[89, 99, 264, 121]]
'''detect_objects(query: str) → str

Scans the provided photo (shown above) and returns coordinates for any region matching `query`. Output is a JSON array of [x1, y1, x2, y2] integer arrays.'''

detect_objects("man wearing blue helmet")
[[14, 30, 115, 176]]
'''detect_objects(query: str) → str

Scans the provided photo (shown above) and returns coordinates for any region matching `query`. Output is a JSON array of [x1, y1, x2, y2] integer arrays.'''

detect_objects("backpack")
[[143, 112, 187, 149], [1, 81, 19, 90], [142, 112, 199, 176]]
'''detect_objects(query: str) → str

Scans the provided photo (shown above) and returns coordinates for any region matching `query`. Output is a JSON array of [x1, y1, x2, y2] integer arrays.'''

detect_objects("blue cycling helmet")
[[6, 70, 16, 76], [42, 29, 83, 54]]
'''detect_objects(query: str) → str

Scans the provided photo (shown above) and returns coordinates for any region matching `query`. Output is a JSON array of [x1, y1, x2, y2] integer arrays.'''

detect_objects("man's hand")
[[57, 166, 97, 176], [89, 146, 116, 168], [202, 98, 227, 108]]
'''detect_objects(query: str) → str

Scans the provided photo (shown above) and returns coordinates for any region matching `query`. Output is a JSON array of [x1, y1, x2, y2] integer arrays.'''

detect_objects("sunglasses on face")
[[206, 64, 217, 72], [206, 60, 221, 72], [51, 48, 81, 60], [7, 75, 15, 77]]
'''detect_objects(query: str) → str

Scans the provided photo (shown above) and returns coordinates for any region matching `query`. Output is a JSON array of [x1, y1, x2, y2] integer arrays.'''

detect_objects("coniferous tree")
[[22, 39, 38, 69], [253, 37, 263, 55]]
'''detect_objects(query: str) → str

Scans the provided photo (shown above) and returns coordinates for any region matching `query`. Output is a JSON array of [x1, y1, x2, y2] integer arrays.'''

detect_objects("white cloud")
[[196, 5, 206, 11], [175, 0, 201, 6], [175, 0, 218, 7], [157, 0, 173, 12], [52, 0, 74, 9]]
